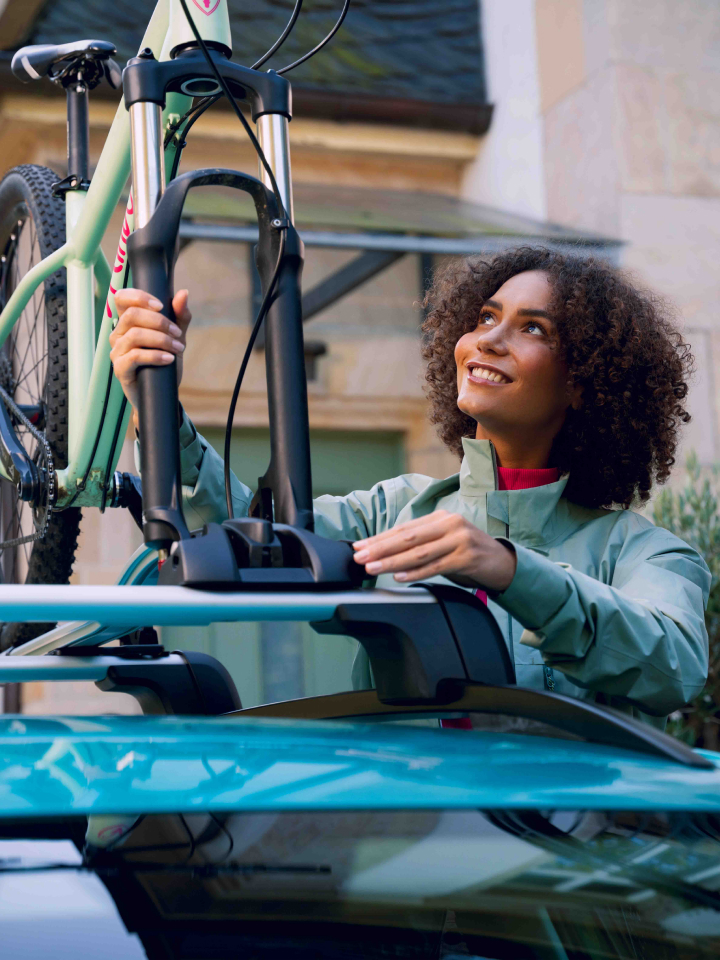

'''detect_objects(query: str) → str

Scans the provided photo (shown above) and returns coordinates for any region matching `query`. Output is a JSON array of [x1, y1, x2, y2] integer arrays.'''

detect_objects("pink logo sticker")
[[192, 0, 220, 14], [98, 824, 127, 840]]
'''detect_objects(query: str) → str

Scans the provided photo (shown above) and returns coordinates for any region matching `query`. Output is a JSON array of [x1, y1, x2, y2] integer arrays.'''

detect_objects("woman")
[[110, 247, 710, 728]]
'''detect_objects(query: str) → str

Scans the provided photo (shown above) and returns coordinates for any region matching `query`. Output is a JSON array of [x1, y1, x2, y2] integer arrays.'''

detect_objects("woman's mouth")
[[467, 363, 512, 385]]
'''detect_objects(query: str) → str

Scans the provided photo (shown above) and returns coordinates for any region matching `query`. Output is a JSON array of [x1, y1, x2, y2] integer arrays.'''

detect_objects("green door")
[[162, 428, 404, 708]]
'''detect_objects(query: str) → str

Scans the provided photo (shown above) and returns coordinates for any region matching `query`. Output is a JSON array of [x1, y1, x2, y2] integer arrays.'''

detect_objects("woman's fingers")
[[171, 289, 192, 332], [114, 287, 163, 315], [110, 305, 183, 345], [351, 509, 515, 590], [363, 534, 457, 576], [111, 324, 185, 359], [354, 510, 455, 547], [110, 287, 193, 419], [114, 348, 175, 372], [112, 288, 190, 342], [391, 554, 463, 583], [353, 511, 459, 563]]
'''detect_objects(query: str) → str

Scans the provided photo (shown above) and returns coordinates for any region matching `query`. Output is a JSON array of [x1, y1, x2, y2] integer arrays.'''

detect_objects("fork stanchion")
[[256, 113, 294, 221], [253, 225, 313, 530], [128, 99, 188, 555], [252, 114, 313, 529]]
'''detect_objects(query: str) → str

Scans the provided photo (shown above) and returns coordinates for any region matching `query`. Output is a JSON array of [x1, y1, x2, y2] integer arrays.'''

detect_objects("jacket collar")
[[458, 436, 497, 497], [459, 437, 570, 546]]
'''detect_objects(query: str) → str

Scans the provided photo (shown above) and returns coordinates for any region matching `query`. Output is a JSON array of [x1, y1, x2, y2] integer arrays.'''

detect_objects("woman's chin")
[[458, 396, 510, 423]]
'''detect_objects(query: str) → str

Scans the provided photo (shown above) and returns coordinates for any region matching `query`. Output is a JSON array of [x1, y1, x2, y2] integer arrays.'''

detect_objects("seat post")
[[65, 70, 89, 185]]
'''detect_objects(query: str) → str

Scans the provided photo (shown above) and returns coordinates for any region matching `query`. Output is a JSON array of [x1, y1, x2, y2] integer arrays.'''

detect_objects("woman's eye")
[[479, 312, 495, 326], [526, 322, 544, 336]]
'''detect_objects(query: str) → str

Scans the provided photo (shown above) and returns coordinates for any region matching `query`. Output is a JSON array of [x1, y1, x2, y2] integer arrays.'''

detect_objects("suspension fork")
[[123, 36, 309, 554]]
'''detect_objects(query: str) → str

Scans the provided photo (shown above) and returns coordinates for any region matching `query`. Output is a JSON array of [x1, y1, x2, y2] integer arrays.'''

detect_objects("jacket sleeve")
[[175, 413, 253, 529], [494, 521, 710, 716], [175, 412, 424, 540]]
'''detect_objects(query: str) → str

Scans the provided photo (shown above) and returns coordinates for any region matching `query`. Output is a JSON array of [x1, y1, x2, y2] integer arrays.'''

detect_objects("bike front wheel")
[[0, 164, 81, 656]]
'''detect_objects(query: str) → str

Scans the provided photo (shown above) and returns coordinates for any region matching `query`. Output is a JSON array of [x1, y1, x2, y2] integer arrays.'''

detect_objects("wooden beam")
[[0, 95, 482, 161], [302, 250, 405, 322]]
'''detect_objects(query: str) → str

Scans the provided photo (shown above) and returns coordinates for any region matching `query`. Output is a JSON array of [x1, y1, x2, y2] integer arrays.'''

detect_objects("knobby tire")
[[0, 164, 81, 661]]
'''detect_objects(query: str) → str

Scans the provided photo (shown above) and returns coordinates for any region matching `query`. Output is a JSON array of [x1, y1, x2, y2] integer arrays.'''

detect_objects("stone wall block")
[[608, 0, 720, 73], [616, 63, 666, 194], [543, 67, 620, 235], [620, 195, 720, 319], [664, 71, 720, 197]]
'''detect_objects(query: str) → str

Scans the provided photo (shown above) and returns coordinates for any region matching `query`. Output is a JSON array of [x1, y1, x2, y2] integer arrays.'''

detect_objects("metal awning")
[[177, 183, 621, 326], [179, 182, 621, 257]]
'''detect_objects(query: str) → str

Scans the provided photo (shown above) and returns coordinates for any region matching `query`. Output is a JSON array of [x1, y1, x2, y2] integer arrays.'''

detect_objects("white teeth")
[[470, 366, 508, 383]]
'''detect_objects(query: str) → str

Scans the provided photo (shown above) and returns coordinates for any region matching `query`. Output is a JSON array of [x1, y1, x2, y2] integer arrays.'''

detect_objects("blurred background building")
[[0, 0, 717, 713]]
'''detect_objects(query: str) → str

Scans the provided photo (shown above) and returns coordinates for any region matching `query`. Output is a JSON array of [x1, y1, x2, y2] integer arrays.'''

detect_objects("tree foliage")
[[653, 452, 720, 748]]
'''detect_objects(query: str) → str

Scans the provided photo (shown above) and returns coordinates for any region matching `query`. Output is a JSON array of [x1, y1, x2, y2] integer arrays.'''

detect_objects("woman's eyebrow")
[[518, 307, 551, 319], [482, 299, 502, 310]]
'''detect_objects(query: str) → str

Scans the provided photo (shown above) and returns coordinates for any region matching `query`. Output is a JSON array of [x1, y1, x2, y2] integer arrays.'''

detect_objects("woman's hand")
[[109, 288, 192, 429], [352, 510, 517, 592]]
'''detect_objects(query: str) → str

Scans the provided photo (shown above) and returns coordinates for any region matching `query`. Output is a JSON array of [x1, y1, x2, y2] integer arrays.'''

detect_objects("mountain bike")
[[0, 0, 349, 651]]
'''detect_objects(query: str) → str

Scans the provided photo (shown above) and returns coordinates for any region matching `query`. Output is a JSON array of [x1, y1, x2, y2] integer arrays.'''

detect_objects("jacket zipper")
[[489, 440, 499, 490], [491, 441, 556, 693], [490, 442, 515, 666]]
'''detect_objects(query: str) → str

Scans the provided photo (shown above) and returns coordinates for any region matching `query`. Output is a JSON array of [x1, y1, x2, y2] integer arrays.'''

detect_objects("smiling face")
[[454, 270, 576, 464]]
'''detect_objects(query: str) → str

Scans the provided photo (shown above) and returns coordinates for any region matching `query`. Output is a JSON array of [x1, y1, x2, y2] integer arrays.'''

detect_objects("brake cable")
[[251, 0, 304, 70], [276, 0, 351, 75]]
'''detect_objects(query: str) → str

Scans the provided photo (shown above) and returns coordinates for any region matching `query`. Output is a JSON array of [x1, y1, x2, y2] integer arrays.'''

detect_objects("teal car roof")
[[1, 715, 719, 819]]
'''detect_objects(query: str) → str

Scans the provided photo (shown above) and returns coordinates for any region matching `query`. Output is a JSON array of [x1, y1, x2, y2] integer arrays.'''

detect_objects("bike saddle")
[[11, 40, 120, 88]]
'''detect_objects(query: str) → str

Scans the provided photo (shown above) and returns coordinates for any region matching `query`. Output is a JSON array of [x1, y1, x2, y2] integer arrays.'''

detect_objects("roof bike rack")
[[232, 684, 714, 770], [0, 582, 710, 769], [0, 581, 515, 707]]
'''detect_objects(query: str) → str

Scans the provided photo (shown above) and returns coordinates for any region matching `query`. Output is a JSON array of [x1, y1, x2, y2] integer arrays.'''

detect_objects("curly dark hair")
[[422, 247, 693, 509]]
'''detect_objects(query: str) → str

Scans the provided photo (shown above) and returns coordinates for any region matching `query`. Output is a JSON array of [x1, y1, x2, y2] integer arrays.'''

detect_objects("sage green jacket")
[[175, 415, 710, 729]]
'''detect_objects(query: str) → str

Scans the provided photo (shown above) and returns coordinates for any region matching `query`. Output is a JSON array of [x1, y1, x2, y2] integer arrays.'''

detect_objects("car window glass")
[[6, 807, 719, 959]]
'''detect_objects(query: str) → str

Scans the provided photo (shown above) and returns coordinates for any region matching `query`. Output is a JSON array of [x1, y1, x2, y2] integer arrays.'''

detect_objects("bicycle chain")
[[0, 383, 54, 549]]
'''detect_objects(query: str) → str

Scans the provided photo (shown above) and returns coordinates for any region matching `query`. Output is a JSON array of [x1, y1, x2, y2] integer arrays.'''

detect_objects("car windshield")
[[3, 806, 720, 959]]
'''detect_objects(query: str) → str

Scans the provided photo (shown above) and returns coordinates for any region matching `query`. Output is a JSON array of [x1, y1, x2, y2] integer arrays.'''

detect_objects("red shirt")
[[441, 465, 560, 729]]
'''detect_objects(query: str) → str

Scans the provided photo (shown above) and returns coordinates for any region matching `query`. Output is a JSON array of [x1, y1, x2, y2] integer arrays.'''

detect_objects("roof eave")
[[0, 53, 493, 136]]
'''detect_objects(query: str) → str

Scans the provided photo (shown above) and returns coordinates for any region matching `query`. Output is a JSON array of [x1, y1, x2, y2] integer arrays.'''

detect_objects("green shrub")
[[653, 452, 720, 748]]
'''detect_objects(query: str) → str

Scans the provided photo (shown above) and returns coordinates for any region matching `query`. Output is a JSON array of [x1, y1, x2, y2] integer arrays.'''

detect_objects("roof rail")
[[233, 684, 714, 770]]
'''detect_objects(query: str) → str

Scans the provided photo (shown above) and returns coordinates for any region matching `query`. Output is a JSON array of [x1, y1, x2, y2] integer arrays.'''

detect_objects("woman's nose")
[[476, 323, 508, 353]]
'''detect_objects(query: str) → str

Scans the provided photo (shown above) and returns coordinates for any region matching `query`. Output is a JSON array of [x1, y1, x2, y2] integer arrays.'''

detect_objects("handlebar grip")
[[126, 226, 188, 549]]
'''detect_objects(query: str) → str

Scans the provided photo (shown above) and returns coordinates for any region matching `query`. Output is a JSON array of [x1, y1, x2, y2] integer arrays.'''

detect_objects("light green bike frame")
[[0, 0, 233, 508]]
